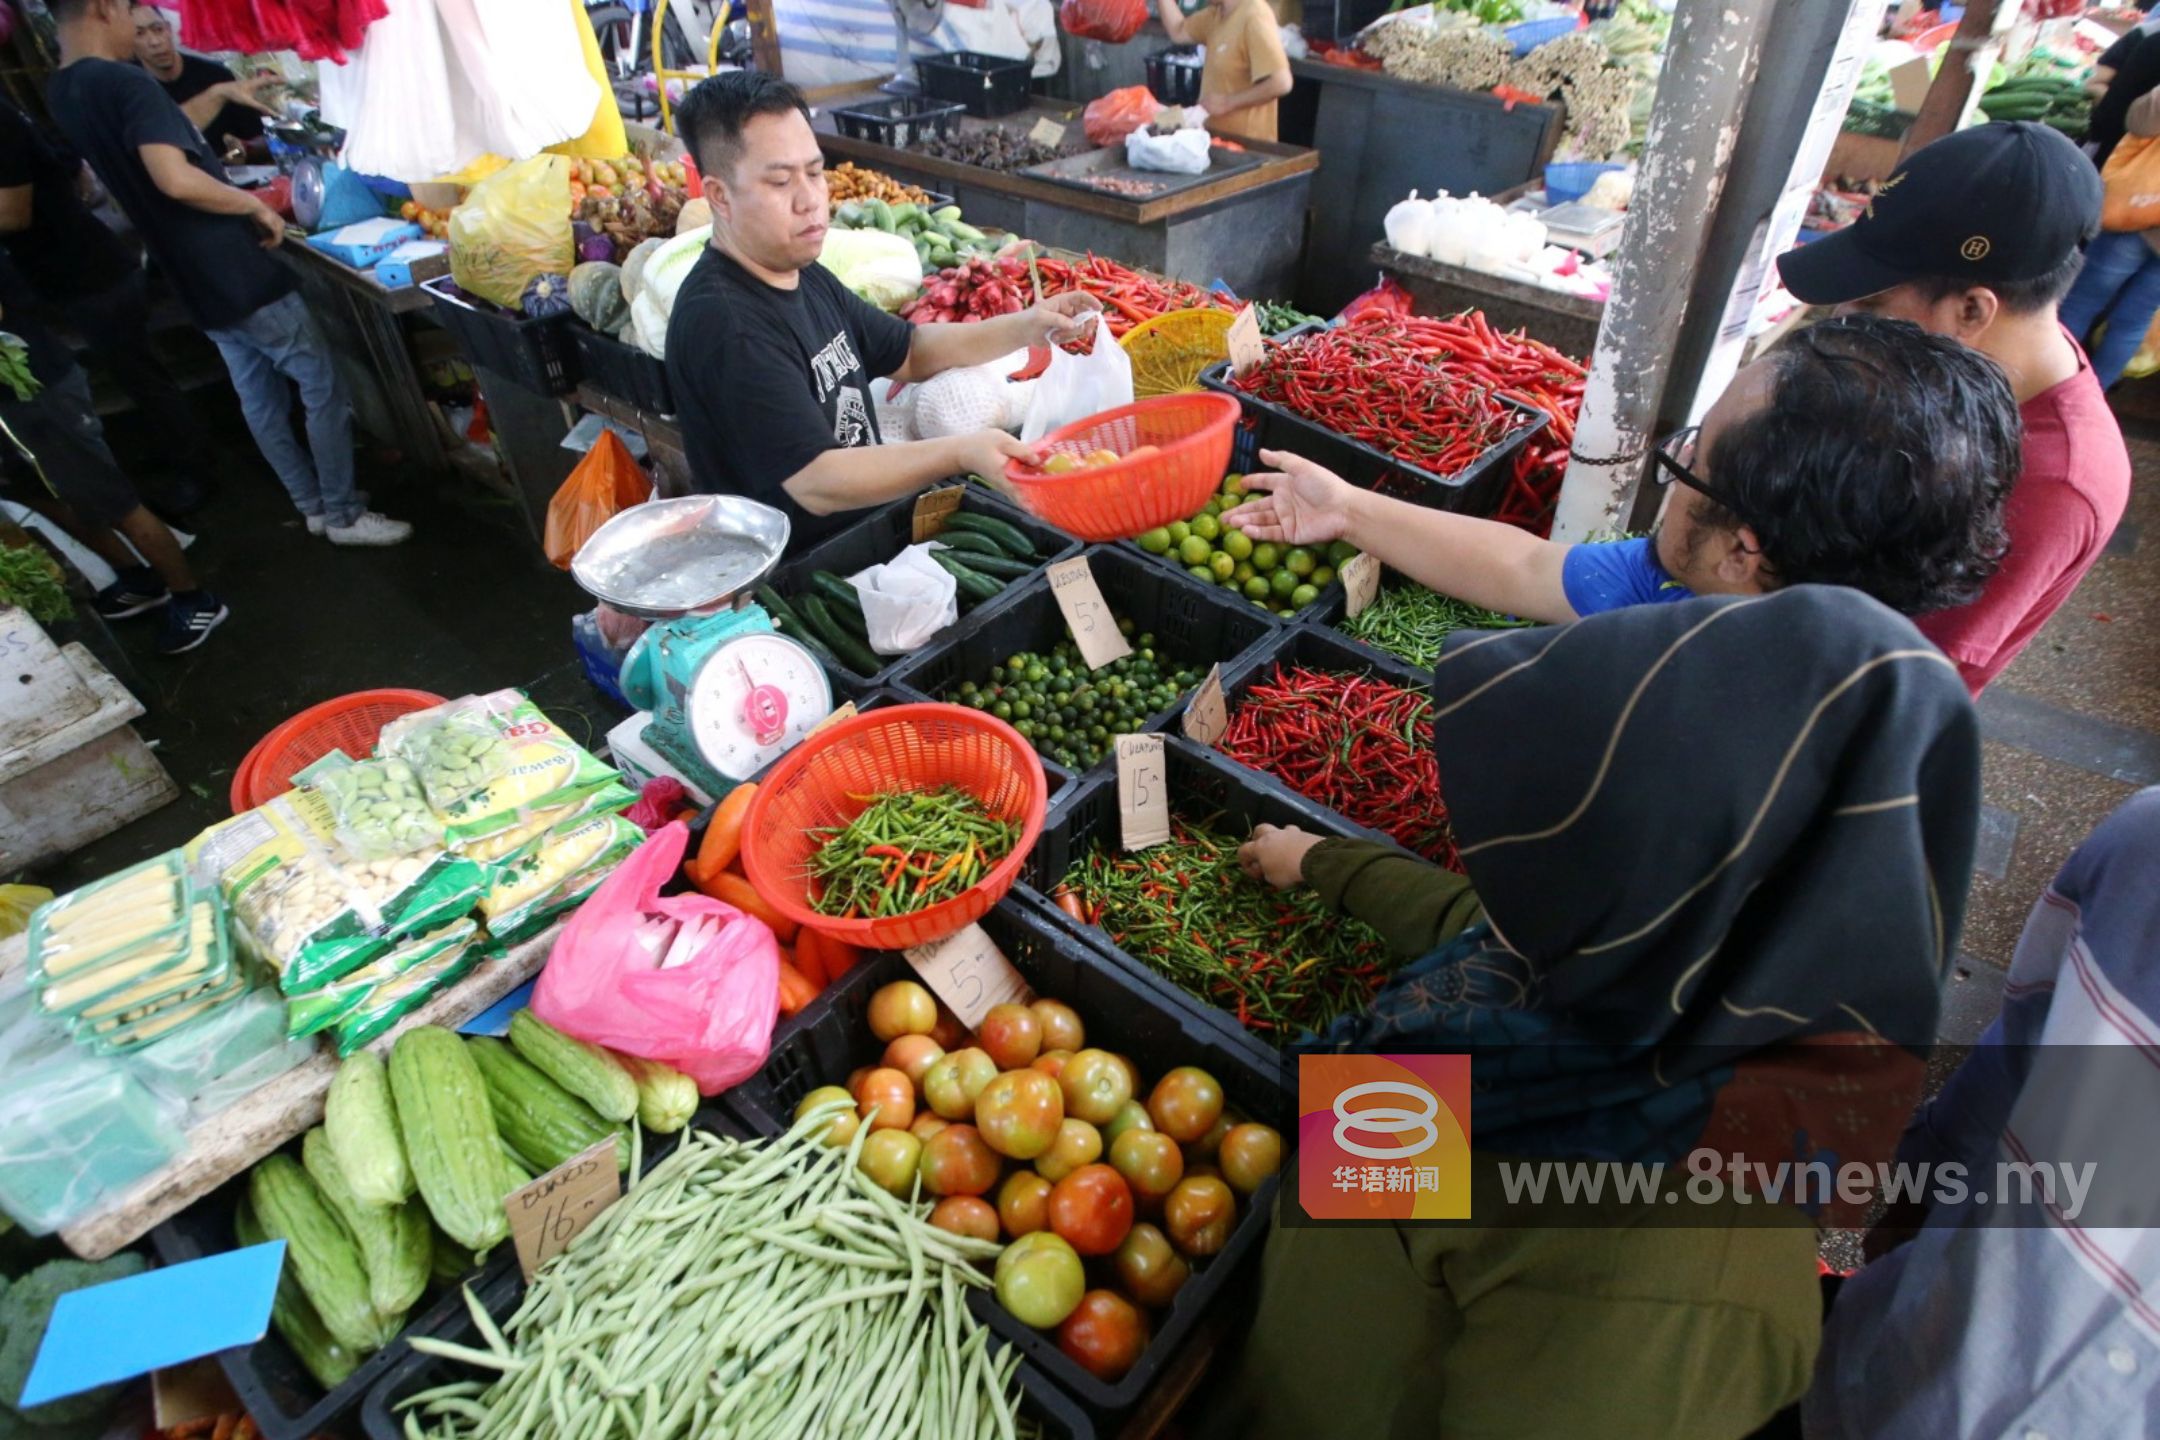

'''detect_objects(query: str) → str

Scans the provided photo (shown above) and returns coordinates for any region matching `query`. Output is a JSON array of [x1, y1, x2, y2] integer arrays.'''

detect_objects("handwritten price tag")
[[1181, 663, 1227, 747], [906, 922, 1034, 1029], [507, 1139, 621, 1280], [912, 486, 965, 542], [1226, 305, 1265, 378], [808, 700, 858, 737], [1340, 552, 1382, 619], [1046, 556, 1132, 669], [1029, 117, 1069, 149], [1116, 733, 1170, 850]]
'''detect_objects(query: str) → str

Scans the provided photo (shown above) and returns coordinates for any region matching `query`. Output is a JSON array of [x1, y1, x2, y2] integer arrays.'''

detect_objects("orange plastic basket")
[[1002, 392, 1238, 542], [739, 703, 1048, 950], [236, 688, 447, 811]]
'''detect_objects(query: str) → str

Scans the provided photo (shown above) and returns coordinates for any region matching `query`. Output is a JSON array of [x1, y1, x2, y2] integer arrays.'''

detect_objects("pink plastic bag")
[[531, 821, 780, 1094]]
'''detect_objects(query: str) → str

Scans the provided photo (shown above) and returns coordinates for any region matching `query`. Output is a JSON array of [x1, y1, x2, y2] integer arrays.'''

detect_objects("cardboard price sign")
[[1116, 733, 1170, 850], [1046, 556, 1132, 668], [1029, 117, 1069, 149], [912, 486, 966, 542], [808, 700, 859, 737], [1340, 552, 1383, 619], [1226, 305, 1266, 378], [507, 1139, 621, 1279], [906, 922, 1035, 1029], [1181, 663, 1227, 747]]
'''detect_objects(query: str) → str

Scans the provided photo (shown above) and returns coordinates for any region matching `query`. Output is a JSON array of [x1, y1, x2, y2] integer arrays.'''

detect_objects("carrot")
[[794, 928, 830, 989], [692, 783, 758, 883], [705, 869, 799, 943], [821, 936, 865, 979], [776, 960, 818, 1014]]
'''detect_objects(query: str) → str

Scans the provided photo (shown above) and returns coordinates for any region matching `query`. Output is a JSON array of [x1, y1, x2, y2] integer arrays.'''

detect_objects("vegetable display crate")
[[722, 900, 1291, 1417], [151, 1124, 688, 1440], [1307, 560, 1538, 673], [1198, 354, 1549, 519], [883, 544, 1280, 783], [1015, 734, 1408, 1059], [568, 322, 672, 414], [361, 1113, 1100, 1440], [421, 278, 577, 397], [766, 490, 1081, 693], [829, 94, 967, 148], [1145, 46, 1205, 106], [916, 50, 1034, 117]]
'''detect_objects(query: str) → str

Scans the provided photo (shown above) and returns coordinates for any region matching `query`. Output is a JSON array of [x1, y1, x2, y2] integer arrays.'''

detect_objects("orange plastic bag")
[[544, 429, 651, 569], [1062, 0, 1146, 43], [1083, 85, 1161, 148]]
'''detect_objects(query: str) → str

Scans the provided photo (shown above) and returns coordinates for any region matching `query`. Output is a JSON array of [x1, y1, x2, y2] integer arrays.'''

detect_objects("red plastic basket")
[[739, 703, 1048, 950], [1002, 392, 1238, 541], [234, 688, 447, 812]]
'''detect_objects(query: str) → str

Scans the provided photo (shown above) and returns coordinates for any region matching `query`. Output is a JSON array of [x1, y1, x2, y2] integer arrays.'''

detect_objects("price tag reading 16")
[[1046, 556, 1133, 669]]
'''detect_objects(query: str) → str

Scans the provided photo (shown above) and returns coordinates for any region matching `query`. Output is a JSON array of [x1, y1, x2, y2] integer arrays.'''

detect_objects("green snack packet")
[[478, 813, 644, 945], [426, 690, 627, 848], [330, 929, 486, 1056], [284, 919, 480, 1039]]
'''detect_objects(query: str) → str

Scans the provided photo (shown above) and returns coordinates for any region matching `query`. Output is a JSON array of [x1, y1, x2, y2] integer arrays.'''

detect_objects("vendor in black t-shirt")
[[132, 3, 276, 158], [665, 73, 1099, 555]]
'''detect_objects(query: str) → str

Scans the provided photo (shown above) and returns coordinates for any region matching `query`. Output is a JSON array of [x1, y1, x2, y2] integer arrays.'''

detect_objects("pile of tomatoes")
[[792, 979, 1283, 1384]]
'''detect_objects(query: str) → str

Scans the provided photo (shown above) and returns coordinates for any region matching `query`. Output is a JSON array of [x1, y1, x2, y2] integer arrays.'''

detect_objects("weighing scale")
[[574, 495, 836, 799]]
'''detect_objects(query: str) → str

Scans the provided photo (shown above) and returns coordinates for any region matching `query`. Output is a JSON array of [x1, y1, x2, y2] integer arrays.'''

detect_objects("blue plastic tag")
[[460, 977, 536, 1036]]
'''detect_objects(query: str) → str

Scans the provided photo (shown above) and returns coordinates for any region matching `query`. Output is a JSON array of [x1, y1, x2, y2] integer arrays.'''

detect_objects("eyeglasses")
[[1651, 426, 1760, 554]]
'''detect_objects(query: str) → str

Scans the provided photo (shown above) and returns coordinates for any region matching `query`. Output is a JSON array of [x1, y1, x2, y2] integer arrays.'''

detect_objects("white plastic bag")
[[851, 544, 961, 654], [1125, 127, 1212, 176], [1020, 324, 1134, 443]]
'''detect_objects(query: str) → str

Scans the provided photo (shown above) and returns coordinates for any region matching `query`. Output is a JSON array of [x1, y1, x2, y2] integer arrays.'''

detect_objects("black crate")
[[360, 1112, 1099, 1440], [722, 900, 1291, 1416], [1145, 47, 1204, 106], [421, 277, 577, 396], [1199, 351, 1549, 518], [830, 94, 968, 148], [883, 545, 1280, 781], [917, 50, 1034, 118], [768, 490, 1081, 692], [1017, 735, 1408, 1055], [1306, 560, 1540, 672], [1298, 0, 1395, 43], [568, 322, 673, 414], [151, 1120, 689, 1440]]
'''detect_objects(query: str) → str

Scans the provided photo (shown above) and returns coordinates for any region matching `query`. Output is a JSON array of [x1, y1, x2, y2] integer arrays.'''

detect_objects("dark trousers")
[[68, 267, 216, 464]]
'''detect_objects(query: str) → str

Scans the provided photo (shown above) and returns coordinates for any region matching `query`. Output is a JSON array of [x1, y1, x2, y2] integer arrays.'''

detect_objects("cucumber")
[[508, 1009, 639, 1123], [940, 510, 1038, 558], [932, 551, 1004, 604], [810, 572, 867, 622], [798, 593, 883, 676], [774, 613, 846, 671], [468, 1035, 629, 1173], [929, 531, 1007, 559], [946, 550, 1035, 579], [755, 584, 811, 637]]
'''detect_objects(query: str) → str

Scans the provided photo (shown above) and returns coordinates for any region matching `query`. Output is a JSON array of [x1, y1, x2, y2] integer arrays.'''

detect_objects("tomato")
[[1113, 1223, 1191, 1309], [1189, 1112, 1236, 1162], [995, 1231, 1086, 1328], [1163, 1175, 1236, 1256], [1057, 1290, 1149, 1382], [1102, 1100, 1154, 1145], [794, 1085, 859, 1147], [1218, 1123, 1283, 1194], [883, 1034, 945, 1089], [976, 1069, 1065, 1160], [919, 1122, 1002, 1197], [1147, 1067, 1225, 1144], [928, 1005, 968, 1051], [1030, 999, 1085, 1052], [1108, 1128, 1184, 1205], [857, 1130, 923, 1197], [1035, 1118, 1103, 1183], [909, 1112, 950, 1143], [929, 1196, 1000, 1243], [1031, 1048, 1073, 1081], [1060, 1048, 1134, 1126], [868, 981, 938, 1042], [923, 1047, 999, 1120], [845, 1066, 874, 1102], [998, 1170, 1053, 1237], [977, 1003, 1043, 1071], [1047, 1163, 1134, 1256], [855, 1067, 916, 1132]]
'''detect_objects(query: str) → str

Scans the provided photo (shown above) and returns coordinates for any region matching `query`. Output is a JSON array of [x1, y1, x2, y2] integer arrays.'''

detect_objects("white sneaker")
[[304, 513, 325, 535], [326, 511, 413, 547]]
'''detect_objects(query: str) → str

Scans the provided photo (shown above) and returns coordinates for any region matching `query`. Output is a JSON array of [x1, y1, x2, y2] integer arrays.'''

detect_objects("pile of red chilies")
[[1217, 665, 1460, 871], [1034, 254, 1236, 336]]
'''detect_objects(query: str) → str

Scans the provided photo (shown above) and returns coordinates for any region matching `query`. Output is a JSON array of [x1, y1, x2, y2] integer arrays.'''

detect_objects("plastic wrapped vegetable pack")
[[479, 811, 644, 943], [379, 699, 514, 812], [428, 689, 629, 849], [286, 918, 484, 1042], [303, 753, 447, 859], [451, 778, 636, 874]]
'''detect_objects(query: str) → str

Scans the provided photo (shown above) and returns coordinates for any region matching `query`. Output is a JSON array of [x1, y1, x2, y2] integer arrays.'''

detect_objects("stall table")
[[276, 237, 453, 474], [813, 94, 1318, 302]]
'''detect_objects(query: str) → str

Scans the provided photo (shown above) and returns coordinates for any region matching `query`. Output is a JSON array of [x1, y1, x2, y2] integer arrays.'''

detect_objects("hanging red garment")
[[178, 0, 388, 63]]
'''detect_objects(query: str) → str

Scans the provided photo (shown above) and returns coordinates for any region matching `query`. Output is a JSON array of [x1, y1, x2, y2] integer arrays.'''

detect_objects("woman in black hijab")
[[1214, 584, 1980, 1440]]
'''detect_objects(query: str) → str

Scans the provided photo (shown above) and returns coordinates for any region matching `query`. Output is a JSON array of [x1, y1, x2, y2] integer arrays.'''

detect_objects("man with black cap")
[[1776, 121, 2131, 696]]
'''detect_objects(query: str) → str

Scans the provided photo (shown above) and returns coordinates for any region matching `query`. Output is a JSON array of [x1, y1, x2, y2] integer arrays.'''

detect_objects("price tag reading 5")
[[905, 922, 1034, 1029], [1047, 556, 1133, 669], [1116, 733, 1170, 850]]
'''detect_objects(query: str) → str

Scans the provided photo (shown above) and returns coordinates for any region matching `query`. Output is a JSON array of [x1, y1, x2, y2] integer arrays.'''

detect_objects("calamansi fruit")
[[1137, 527, 1172, 554], [1221, 529, 1253, 561], [1177, 535, 1213, 565]]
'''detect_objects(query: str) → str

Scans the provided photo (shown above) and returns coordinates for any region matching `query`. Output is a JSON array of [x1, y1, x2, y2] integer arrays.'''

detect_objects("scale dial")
[[684, 633, 834, 780]]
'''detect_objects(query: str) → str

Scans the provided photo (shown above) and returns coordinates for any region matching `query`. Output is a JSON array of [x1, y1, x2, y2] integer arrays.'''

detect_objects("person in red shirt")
[[1777, 121, 2130, 694]]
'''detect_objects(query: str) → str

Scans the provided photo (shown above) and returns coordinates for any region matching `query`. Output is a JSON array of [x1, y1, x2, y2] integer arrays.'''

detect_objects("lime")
[[1221, 529, 1253, 561], [1137, 527, 1173, 555], [1243, 576, 1272, 602], [1285, 547, 1316, 578], [1191, 512, 1221, 542], [1290, 583, 1319, 608], [1326, 540, 1359, 567], [1310, 564, 1336, 588], [1270, 568, 1299, 599], [1232, 560, 1256, 584], [1201, 496, 1222, 515], [1222, 473, 1248, 498], [1209, 552, 1237, 582], [1252, 542, 1280, 573], [1187, 564, 1216, 583], [1167, 521, 1192, 546], [1178, 535, 1213, 565]]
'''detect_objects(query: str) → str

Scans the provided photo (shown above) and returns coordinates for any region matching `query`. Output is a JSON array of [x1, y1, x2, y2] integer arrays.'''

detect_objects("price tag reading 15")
[[1046, 556, 1133, 669]]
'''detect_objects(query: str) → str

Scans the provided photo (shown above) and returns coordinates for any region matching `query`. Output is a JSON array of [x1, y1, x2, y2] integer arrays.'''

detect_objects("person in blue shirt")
[[1223, 314, 2023, 626]]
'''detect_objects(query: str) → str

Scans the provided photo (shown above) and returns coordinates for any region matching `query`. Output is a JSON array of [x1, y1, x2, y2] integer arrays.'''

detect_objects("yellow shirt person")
[[1162, 0, 1292, 144]]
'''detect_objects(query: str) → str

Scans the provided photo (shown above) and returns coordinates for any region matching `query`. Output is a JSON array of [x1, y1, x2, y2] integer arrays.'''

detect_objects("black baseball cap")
[[1778, 121, 2102, 305]]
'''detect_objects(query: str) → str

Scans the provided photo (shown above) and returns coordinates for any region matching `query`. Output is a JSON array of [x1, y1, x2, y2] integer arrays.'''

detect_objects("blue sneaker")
[[156, 592, 228, 655], [94, 569, 169, 620]]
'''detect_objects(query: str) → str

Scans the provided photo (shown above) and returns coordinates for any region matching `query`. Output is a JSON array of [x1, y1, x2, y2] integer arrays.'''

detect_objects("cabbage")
[[633, 226, 711, 358], [817, 228, 923, 312]]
